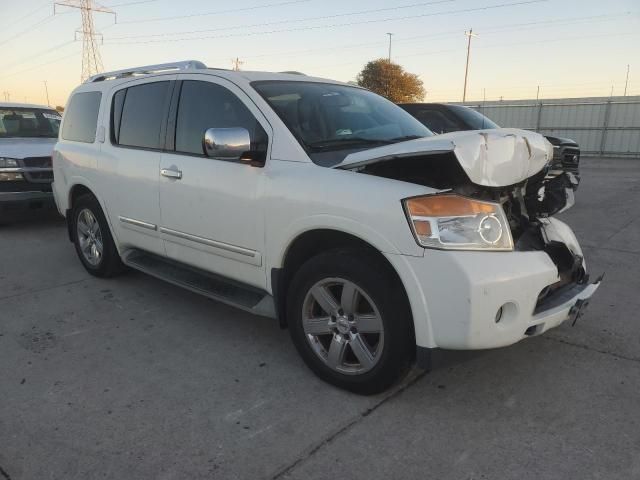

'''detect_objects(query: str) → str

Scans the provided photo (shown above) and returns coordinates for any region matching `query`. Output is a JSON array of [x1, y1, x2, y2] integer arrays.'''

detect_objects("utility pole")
[[43, 80, 50, 106], [536, 85, 540, 101], [386, 32, 394, 62], [54, 1, 115, 82], [231, 57, 244, 71], [2, 91, 10, 102], [624, 64, 630, 96], [462, 28, 478, 102]]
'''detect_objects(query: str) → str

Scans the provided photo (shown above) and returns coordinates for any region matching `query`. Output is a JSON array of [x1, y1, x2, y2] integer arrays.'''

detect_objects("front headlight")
[[402, 193, 513, 251], [0, 157, 19, 168]]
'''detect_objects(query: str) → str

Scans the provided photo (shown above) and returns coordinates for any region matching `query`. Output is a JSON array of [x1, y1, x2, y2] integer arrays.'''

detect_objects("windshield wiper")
[[388, 135, 425, 142], [307, 137, 393, 151]]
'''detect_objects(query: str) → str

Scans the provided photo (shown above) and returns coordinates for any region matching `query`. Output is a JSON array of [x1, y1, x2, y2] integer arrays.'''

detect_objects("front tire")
[[71, 194, 124, 278], [287, 249, 413, 395]]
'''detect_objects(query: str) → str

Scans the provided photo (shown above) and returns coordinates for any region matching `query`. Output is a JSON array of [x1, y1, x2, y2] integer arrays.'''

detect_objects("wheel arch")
[[272, 229, 414, 342], [65, 182, 114, 244]]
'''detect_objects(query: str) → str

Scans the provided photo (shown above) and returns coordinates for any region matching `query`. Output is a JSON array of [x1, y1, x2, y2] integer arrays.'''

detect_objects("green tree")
[[356, 59, 425, 103]]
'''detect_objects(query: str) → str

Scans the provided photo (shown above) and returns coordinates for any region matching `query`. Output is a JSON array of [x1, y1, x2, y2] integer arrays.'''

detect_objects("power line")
[[0, 14, 57, 48], [0, 49, 81, 81], [104, 0, 547, 45], [201, 11, 631, 66], [116, 0, 312, 25], [2, 41, 75, 72], [103, 0, 158, 7], [109, 0, 455, 40], [0, 2, 50, 30]]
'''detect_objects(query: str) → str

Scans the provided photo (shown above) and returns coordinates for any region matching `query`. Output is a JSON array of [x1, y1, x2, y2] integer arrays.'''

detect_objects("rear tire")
[[287, 249, 413, 395], [71, 194, 124, 278]]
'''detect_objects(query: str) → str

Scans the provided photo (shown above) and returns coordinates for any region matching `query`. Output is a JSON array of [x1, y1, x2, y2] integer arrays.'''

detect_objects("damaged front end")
[[337, 128, 600, 319]]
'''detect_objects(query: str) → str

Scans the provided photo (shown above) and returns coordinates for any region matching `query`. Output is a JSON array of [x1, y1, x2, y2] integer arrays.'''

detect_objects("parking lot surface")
[[1, 157, 639, 480]]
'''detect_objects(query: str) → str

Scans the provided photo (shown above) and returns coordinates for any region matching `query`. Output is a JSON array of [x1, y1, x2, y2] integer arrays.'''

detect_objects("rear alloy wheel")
[[76, 208, 104, 267], [71, 194, 124, 277], [288, 249, 413, 394]]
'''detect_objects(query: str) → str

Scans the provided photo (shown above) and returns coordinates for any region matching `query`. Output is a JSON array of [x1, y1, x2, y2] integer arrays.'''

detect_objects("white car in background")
[[52, 61, 600, 394], [0, 102, 61, 218]]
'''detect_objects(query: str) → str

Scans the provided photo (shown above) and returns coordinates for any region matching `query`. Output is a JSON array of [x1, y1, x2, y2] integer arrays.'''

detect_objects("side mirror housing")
[[203, 127, 251, 160]]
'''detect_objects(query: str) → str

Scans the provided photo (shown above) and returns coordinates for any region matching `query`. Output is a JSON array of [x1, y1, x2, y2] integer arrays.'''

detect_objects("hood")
[[336, 128, 553, 187], [0, 137, 57, 159]]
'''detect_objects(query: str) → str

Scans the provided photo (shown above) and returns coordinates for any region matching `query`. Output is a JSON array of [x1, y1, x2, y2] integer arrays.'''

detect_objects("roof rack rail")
[[86, 60, 207, 83], [279, 71, 306, 75]]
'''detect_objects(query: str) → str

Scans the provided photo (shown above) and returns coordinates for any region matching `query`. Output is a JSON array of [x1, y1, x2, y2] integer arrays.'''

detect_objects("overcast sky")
[[1, 0, 638, 106]]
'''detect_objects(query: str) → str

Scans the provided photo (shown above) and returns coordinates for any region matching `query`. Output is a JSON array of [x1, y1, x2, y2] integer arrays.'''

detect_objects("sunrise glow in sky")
[[1, 0, 638, 107]]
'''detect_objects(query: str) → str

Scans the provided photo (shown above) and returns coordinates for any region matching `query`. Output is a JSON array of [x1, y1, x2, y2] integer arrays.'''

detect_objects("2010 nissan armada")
[[53, 61, 600, 394]]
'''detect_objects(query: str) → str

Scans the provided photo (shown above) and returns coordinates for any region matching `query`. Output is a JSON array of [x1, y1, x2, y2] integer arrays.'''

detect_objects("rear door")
[[100, 76, 175, 256], [158, 75, 271, 289]]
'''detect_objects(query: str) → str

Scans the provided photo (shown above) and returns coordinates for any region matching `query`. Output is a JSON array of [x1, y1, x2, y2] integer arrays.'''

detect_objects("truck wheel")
[[71, 194, 124, 278], [287, 249, 413, 394]]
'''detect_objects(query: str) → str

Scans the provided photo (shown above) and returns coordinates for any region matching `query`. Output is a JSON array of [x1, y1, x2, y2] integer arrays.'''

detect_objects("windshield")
[[252, 81, 433, 166], [447, 104, 499, 130], [0, 107, 61, 139]]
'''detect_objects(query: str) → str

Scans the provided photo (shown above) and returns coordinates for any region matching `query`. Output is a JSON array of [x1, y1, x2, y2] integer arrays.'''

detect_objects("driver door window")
[[174, 80, 267, 157]]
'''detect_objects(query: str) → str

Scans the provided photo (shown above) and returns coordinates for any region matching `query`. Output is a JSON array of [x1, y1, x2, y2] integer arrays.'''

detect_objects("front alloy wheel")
[[287, 249, 414, 394], [302, 278, 384, 375]]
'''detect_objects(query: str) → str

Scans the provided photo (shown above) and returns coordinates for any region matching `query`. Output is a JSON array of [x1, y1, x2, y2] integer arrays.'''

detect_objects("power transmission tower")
[[54, 1, 115, 82], [462, 28, 478, 102]]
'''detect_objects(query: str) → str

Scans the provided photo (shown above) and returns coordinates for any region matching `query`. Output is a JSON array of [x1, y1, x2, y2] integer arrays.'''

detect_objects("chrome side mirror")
[[203, 127, 251, 160]]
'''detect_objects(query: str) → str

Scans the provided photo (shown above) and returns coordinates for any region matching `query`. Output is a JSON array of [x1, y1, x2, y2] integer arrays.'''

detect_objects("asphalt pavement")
[[1, 156, 638, 480]]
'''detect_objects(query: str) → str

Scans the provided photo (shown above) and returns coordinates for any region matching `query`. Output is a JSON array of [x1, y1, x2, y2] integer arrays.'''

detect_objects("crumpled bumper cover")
[[387, 221, 601, 350]]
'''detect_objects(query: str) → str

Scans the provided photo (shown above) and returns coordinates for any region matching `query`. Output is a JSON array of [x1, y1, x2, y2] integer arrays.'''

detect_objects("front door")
[[158, 75, 271, 289]]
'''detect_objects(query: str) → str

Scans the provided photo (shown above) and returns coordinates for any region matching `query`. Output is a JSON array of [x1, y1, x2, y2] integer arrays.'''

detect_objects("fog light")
[[495, 306, 504, 323], [0, 172, 24, 181]]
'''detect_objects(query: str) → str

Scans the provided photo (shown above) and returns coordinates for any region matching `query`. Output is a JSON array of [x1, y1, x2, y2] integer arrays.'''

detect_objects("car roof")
[[71, 61, 356, 95], [0, 102, 55, 110]]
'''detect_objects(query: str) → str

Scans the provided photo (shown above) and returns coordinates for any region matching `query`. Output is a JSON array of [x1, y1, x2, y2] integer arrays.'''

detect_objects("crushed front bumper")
[[385, 218, 601, 350]]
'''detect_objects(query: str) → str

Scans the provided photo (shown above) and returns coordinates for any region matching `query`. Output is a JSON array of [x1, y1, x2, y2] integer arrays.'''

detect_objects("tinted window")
[[117, 82, 169, 149], [414, 109, 462, 134], [175, 80, 267, 156], [111, 89, 126, 143], [62, 92, 102, 143], [447, 105, 499, 130]]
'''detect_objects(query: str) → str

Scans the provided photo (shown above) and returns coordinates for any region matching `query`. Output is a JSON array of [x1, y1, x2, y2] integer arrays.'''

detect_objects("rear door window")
[[61, 91, 102, 143], [116, 81, 170, 149]]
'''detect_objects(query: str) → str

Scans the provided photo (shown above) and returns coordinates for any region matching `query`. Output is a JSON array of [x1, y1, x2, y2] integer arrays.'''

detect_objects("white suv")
[[53, 61, 600, 393]]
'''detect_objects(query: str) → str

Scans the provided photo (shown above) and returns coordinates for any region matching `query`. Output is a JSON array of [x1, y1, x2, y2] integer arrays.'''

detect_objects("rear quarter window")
[[61, 91, 102, 143]]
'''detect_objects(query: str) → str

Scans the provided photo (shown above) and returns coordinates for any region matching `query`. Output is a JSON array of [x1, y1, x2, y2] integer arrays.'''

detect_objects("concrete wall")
[[461, 96, 640, 157]]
